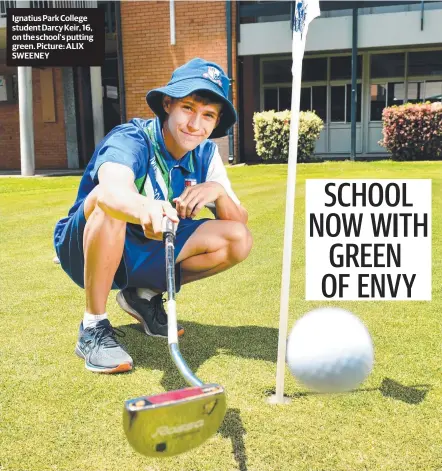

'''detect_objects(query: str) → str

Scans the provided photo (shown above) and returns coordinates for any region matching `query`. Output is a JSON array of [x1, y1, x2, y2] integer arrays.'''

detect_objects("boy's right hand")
[[140, 200, 179, 240]]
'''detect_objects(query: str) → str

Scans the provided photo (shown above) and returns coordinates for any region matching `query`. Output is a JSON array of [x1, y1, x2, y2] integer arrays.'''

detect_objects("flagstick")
[[269, 1, 320, 405]]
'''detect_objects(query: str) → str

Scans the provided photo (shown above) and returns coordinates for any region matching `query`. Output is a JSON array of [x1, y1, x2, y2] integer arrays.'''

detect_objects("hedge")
[[253, 110, 324, 163], [380, 102, 442, 161]]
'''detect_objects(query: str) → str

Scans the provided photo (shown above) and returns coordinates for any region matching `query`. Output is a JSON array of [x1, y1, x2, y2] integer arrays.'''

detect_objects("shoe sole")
[[116, 291, 185, 338], [75, 346, 133, 374]]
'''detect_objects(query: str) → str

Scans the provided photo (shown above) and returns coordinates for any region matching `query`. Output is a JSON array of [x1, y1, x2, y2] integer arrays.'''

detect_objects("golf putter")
[[123, 217, 227, 457]]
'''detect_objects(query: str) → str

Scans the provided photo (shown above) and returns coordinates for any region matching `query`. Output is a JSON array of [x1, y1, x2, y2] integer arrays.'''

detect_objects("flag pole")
[[269, 0, 321, 405]]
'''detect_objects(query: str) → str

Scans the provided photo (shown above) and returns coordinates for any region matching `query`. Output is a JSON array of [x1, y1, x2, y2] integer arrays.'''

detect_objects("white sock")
[[136, 288, 160, 301], [83, 312, 108, 329]]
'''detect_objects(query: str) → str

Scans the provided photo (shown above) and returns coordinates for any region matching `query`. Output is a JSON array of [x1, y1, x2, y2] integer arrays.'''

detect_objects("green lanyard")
[[144, 121, 195, 204]]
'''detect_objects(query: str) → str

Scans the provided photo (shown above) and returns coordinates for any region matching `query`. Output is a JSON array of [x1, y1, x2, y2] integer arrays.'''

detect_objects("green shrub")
[[380, 102, 442, 161], [253, 110, 324, 163]]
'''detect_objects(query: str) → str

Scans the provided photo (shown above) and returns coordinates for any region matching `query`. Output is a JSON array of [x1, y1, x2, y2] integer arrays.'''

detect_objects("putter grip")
[[162, 217, 177, 239]]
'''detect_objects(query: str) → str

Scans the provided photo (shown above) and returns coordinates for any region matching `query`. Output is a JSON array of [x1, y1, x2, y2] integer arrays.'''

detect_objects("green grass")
[[1, 161, 441, 471]]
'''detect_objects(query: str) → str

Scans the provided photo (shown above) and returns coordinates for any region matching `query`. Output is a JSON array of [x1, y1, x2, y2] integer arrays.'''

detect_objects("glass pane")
[[331, 55, 362, 80], [312, 85, 327, 121], [302, 58, 327, 81], [425, 80, 442, 102], [327, 9, 352, 17], [388, 82, 405, 107], [0, 76, 8, 102], [300, 87, 311, 112], [106, 85, 118, 100], [371, 53, 405, 78], [408, 50, 442, 77], [407, 82, 425, 104], [346, 83, 362, 122], [371, 4, 407, 13], [370, 84, 386, 121], [264, 88, 278, 111], [263, 59, 292, 84], [279, 87, 292, 111], [330, 85, 345, 122]]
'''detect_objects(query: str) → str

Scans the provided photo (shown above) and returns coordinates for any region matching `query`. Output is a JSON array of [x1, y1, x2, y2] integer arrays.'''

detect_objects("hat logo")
[[203, 66, 222, 87]]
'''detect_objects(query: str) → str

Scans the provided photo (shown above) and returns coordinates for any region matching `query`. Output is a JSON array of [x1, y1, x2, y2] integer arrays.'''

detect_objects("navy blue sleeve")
[[89, 124, 148, 184]]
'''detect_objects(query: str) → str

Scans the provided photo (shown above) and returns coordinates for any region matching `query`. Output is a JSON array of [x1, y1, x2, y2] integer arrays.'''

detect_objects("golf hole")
[[156, 442, 167, 452]]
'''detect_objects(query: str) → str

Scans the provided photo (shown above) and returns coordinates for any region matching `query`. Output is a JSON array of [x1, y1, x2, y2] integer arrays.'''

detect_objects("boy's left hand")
[[173, 182, 225, 219]]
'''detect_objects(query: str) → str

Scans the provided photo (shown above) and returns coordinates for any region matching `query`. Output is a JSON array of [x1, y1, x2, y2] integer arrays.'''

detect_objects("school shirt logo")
[[184, 178, 197, 188], [203, 66, 222, 87]]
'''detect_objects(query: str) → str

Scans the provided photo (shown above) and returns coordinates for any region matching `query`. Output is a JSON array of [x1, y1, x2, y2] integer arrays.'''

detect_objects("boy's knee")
[[84, 186, 102, 220], [228, 222, 253, 263], [84, 186, 125, 230], [86, 204, 126, 234]]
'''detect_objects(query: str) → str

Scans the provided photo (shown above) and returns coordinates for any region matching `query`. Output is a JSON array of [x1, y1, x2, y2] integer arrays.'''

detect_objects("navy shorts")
[[53, 200, 210, 292]]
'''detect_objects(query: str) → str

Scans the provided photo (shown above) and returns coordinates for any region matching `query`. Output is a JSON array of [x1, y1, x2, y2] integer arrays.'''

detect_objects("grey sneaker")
[[75, 319, 133, 374], [116, 288, 184, 338]]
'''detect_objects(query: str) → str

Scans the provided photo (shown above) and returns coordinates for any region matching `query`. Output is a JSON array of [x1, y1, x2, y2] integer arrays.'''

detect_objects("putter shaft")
[[163, 219, 203, 388]]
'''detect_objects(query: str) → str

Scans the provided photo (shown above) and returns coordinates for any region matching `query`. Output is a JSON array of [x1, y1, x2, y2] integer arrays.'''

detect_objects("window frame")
[[300, 83, 328, 122], [329, 79, 363, 123], [260, 53, 364, 124], [368, 48, 442, 122], [262, 82, 292, 112]]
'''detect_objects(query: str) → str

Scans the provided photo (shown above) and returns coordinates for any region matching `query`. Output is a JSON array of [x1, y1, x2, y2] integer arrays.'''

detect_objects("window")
[[370, 84, 386, 121], [300, 86, 326, 121], [388, 82, 405, 107], [331, 84, 361, 123], [263, 59, 292, 84], [263, 86, 291, 111], [328, 55, 363, 124], [105, 85, 119, 100], [300, 88, 311, 113], [302, 58, 327, 81], [279, 87, 292, 111], [408, 51, 442, 77], [331, 86, 345, 122], [264, 88, 278, 110], [371, 53, 405, 78], [312, 86, 327, 121], [262, 58, 292, 110], [0, 76, 7, 102], [407, 82, 425, 104], [330, 56, 362, 80], [425, 80, 442, 102], [370, 82, 404, 121], [0, 74, 18, 104]]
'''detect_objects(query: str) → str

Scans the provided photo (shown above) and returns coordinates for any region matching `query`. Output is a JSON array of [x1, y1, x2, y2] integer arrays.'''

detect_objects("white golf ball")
[[286, 307, 374, 393]]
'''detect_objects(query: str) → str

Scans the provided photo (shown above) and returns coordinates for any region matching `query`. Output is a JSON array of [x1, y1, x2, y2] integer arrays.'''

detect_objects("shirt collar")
[[154, 118, 194, 173]]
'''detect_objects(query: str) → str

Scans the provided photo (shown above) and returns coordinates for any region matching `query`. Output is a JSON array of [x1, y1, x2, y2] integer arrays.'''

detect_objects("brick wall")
[[0, 66, 67, 170], [33, 68, 67, 169], [0, 64, 20, 170], [121, 0, 239, 163]]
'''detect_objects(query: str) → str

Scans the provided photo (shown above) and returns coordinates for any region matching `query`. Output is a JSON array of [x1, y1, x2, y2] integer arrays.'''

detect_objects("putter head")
[[123, 384, 226, 457]]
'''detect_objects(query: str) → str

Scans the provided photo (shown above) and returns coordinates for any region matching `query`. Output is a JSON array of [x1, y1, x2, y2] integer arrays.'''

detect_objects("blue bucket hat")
[[146, 58, 237, 139]]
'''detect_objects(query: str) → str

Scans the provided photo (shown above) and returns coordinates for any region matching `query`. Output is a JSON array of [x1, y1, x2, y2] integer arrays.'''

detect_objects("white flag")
[[273, 0, 321, 404], [291, 0, 321, 142], [293, 0, 321, 44]]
